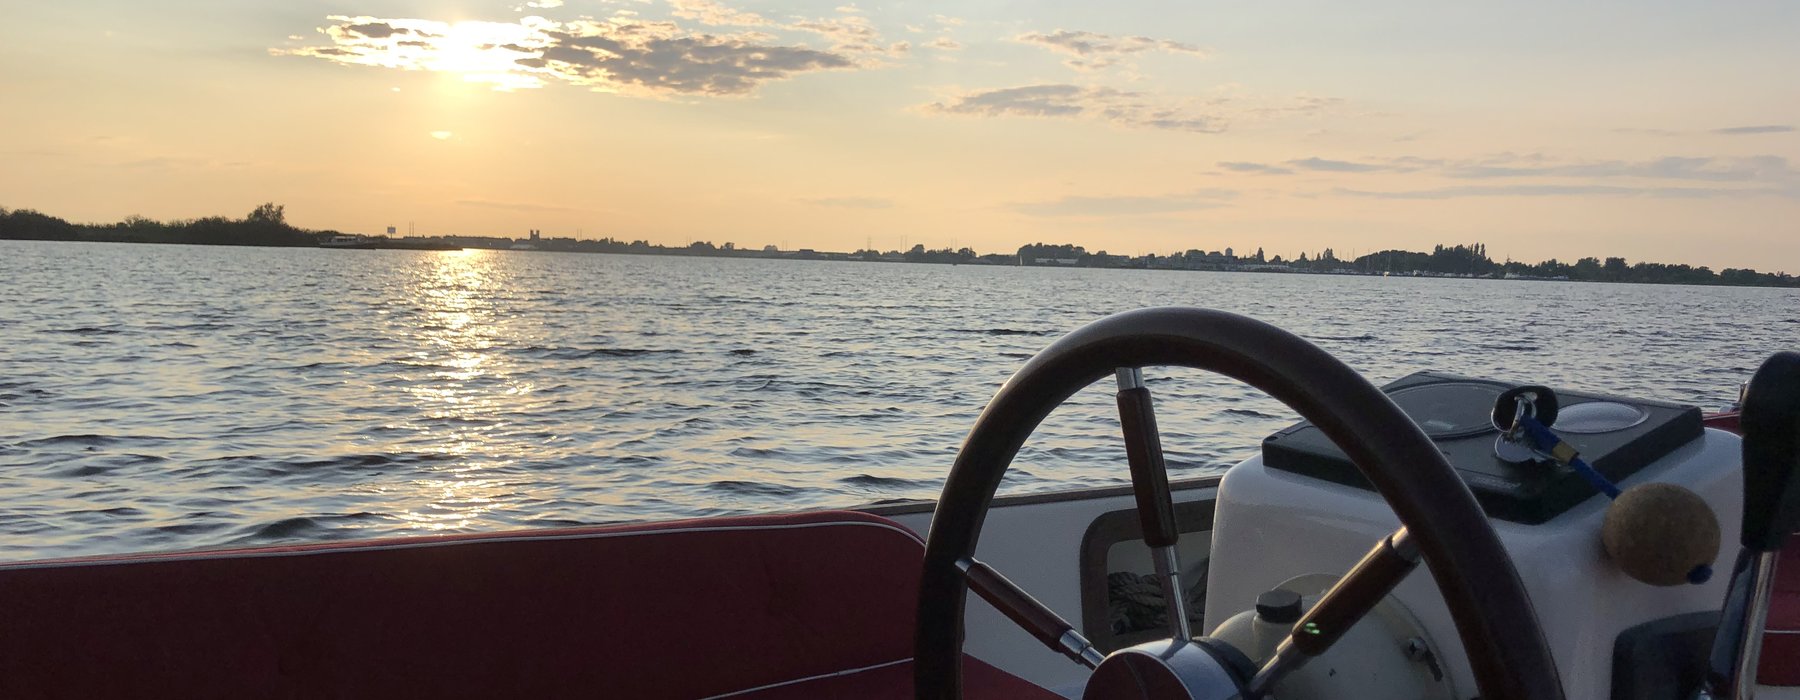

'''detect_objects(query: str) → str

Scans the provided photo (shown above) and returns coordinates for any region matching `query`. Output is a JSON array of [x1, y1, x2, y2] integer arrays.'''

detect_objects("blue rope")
[[1514, 415, 1710, 584], [1515, 415, 1621, 498]]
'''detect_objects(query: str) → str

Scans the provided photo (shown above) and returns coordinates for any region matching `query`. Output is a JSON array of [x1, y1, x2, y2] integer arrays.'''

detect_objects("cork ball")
[[1601, 482, 1721, 587]]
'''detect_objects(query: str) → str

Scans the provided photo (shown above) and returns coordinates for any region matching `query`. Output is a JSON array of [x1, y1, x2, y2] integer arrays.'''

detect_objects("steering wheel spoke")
[[1115, 367, 1193, 641], [958, 557, 1104, 669], [1245, 528, 1421, 698]]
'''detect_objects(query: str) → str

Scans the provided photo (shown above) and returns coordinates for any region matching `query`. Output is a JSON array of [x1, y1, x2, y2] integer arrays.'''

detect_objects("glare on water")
[[0, 240, 1793, 560]]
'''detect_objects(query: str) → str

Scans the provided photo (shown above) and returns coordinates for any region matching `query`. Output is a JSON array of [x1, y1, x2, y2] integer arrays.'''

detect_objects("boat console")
[[1211, 373, 1740, 698], [914, 307, 1798, 700], [1262, 371, 1704, 524]]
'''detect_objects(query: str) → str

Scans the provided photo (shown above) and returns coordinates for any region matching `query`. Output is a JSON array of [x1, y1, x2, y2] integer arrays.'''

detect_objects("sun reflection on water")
[[380, 250, 533, 531]]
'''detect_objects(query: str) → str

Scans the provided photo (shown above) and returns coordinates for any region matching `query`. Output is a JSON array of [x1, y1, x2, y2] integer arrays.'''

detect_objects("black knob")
[[1255, 588, 1303, 623], [1492, 385, 1560, 432]]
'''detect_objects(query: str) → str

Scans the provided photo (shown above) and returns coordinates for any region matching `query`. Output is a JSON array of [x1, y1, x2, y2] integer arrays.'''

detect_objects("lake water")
[[1, 240, 1794, 560]]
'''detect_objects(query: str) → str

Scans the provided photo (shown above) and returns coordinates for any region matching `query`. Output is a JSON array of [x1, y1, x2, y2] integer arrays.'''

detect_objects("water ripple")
[[0, 240, 1793, 560]]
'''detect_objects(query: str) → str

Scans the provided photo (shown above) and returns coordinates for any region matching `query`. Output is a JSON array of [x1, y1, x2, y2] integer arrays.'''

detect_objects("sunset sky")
[[3, 1, 1796, 271]]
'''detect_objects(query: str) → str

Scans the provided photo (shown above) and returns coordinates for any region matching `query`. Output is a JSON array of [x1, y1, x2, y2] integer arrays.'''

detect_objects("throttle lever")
[[1739, 351, 1800, 551]]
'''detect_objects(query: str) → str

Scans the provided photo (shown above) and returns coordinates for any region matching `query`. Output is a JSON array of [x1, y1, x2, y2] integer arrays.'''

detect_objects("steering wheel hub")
[[1083, 640, 1249, 700]]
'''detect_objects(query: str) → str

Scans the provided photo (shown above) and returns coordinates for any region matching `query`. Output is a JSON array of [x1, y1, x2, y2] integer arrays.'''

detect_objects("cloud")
[[1287, 157, 1386, 173], [925, 84, 1222, 133], [1616, 125, 1796, 137], [928, 37, 961, 51], [930, 84, 1090, 117], [1442, 155, 1791, 182], [789, 14, 906, 56], [1712, 125, 1796, 135], [1017, 29, 1207, 71], [1287, 156, 1439, 173], [280, 16, 547, 91], [1216, 154, 1794, 186], [277, 14, 867, 97], [1012, 189, 1236, 217], [342, 22, 408, 39], [1219, 161, 1294, 175], [1018, 30, 1206, 57], [923, 85, 1345, 134], [1244, 95, 1345, 119], [539, 20, 856, 95], [668, 0, 770, 27], [1333, 184, 1784, 200]]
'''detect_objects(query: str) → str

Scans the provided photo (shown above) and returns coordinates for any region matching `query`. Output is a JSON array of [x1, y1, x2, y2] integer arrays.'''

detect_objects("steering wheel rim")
[[914, 307, 1564, 700]]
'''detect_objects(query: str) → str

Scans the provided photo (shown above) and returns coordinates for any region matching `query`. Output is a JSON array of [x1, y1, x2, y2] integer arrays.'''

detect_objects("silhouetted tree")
[[1603, 257, 1629, 282], [247, 203, 286, 225]]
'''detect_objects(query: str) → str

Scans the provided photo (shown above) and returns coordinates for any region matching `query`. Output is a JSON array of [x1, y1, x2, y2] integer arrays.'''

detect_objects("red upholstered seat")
[[1760, 537, 1800, 686], [0, 510, 1058, 699], [711, 657, 1057, 699]]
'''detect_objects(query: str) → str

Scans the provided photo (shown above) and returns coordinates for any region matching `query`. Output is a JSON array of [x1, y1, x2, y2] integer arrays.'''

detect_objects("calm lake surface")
[[2, 240, 1794, 560]]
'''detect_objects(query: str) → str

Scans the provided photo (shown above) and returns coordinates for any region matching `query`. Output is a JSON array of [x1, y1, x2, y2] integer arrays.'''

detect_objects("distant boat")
[[320, 235, 377, 249], [320, 234, 460, 251]]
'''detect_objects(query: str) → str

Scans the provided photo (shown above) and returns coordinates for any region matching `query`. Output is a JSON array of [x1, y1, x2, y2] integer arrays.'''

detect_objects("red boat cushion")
[[0, 510, 1057, 699], [717, 657, 1057, 699], [1761, 537, 1800, 686], [1702, 411, 1741, 434]]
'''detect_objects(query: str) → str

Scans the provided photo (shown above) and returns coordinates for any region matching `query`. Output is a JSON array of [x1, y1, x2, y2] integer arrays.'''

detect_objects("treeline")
[[1292, 243, 1796, 287], [1018, 243, 1088, 260], [3, 205, 1794, 288], [0, 204, 332, 247], [1014, 239, 1794, 288], [845, 244, 987, 264]]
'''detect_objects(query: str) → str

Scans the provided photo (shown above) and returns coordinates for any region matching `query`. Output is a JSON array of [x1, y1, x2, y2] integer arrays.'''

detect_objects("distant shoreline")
[[3, 204, 1795, 289], [12, 234, 1799, 292]]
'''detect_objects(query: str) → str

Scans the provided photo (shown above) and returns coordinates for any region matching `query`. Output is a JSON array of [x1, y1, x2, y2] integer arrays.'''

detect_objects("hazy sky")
[[3, 0, 1796, 270]]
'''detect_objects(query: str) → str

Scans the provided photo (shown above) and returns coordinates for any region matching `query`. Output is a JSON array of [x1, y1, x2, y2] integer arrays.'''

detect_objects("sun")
[[433, 22, 500, 74], [425, 21, 545, 91]]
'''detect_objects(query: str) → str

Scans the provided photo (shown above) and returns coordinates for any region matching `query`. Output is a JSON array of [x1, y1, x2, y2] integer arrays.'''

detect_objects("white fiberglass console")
[[1205, 405, 1740, 699]]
